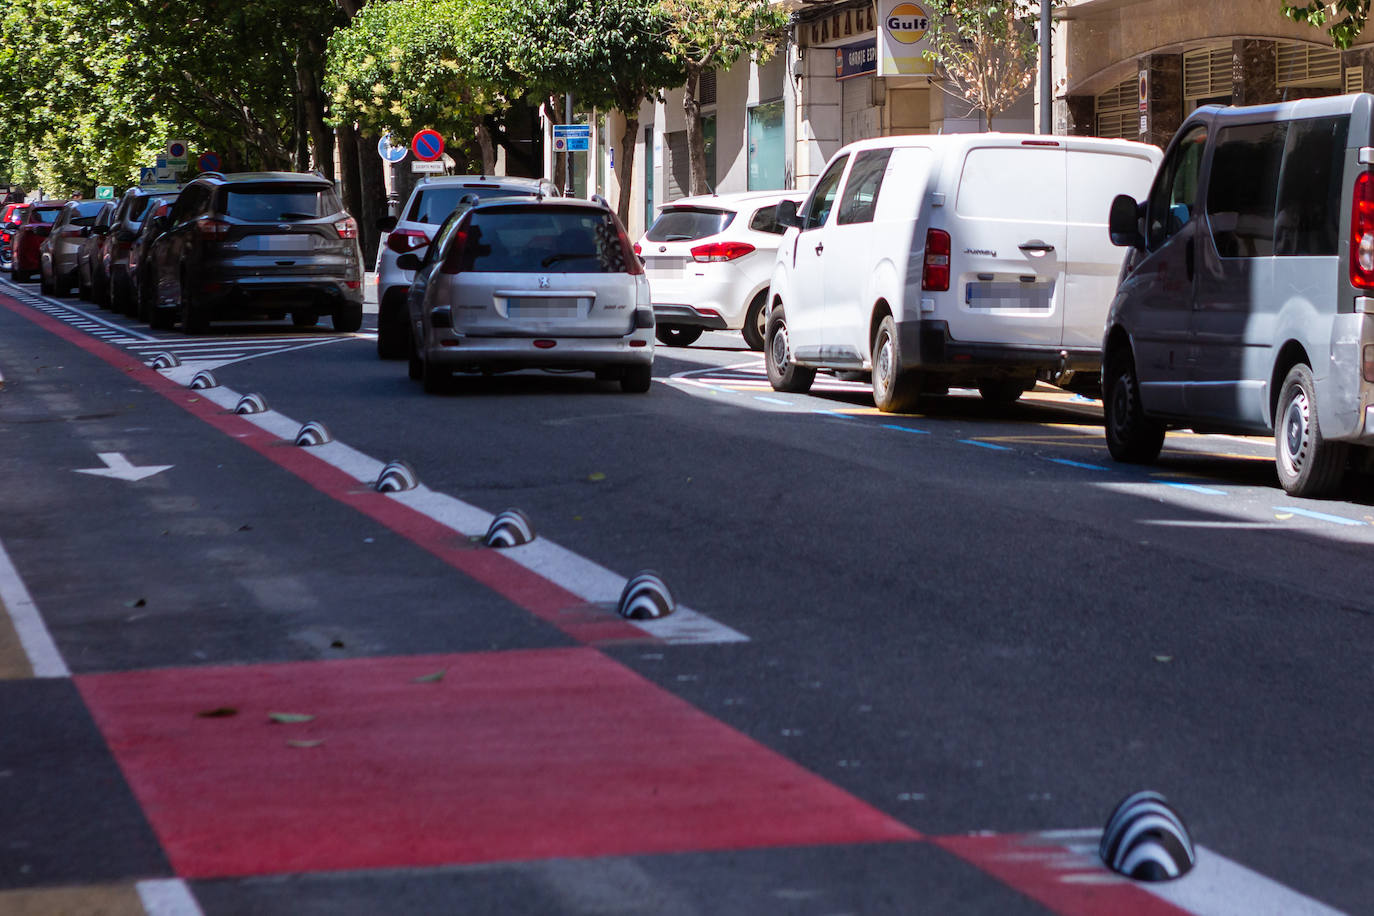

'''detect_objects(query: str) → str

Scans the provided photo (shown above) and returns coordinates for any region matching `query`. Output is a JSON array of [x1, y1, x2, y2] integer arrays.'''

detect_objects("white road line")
[[0, 537, 69, 678], [1143, 847, 1348, 916], [177, 375, 748, 646], [137, 878, 205, 916], [1273, 506, 1366, 527]]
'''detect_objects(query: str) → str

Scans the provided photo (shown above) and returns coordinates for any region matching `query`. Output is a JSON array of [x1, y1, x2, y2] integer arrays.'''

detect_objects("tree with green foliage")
[[922, 0, 1043, 130], [659, 0, 789, 195], [1283, 1, 1370, 48]]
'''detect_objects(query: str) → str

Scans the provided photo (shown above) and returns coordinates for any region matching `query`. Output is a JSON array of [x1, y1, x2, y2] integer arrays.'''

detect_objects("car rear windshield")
[[72, 201, 108, 225], [31, 208, 61, 224], [220, 185, 342, 221], [455, 207, 631, 274], [134, 194, 178, 220], [407, 185, 538, 225], [644, 206, 734, 242]]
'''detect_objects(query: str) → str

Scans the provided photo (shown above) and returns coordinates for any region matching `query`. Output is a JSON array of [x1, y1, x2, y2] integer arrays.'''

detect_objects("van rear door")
[[946, 142, 1067, 349], [1062, 144, 1160, 352]]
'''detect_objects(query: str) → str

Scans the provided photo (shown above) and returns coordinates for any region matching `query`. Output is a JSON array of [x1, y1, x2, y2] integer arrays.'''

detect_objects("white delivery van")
[[766, 133, 1162, 411]]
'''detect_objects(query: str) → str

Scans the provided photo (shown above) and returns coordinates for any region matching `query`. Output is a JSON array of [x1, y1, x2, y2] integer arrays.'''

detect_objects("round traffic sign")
[[198, 151, 221, 172], [378, 133, 408, 163], [168, 140, 188, 159], [412, 129, 445, 162]]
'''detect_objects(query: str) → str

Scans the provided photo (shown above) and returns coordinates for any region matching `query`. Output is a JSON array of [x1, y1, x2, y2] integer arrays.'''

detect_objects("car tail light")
[[1352, 172, 1374, 289], [196, 217, 231, 239], [335, 216, 358, 239], [633, 241, 642, 255], [387, 227, 430, 254], [439, 228, 469, 274], [922, 228, 951, 291], [690, 241, 755, 262]]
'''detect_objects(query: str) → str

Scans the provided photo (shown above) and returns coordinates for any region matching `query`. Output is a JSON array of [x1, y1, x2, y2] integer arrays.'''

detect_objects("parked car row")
[[7, 171, 365, 334]]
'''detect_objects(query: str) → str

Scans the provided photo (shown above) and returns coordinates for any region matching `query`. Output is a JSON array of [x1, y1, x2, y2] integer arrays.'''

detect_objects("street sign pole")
[[564, 93, 574, 198]]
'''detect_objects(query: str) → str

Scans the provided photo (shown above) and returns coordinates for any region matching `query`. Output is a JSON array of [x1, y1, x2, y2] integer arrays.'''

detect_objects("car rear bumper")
[[196, 276, 364, 312], [652, 304, 730, 330], [902, 319, 1099, 376], [425, 335, 654, 372]]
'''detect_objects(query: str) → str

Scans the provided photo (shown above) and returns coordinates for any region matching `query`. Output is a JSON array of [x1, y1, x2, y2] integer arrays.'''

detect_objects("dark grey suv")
[[144, 171, 364, 334]]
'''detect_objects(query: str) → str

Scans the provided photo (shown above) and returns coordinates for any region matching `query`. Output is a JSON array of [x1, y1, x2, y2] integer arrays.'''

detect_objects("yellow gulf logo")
[[885, 2, 930, 44]]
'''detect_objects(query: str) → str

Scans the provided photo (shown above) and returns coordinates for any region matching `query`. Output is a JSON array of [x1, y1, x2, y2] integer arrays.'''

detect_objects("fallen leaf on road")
[[1275, 513, 1294, 520], [413, 669, 446, 683], [1153, 655, 1173, 663], [587, 472, 606, 482], [268, 712, 315, 724], [124, 598, 147, 608], [286, 739, 325, 748], [197, 707, 238, 718]]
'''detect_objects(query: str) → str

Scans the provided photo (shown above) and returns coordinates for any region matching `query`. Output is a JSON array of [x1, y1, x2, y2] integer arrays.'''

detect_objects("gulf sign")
[[878, 0, 934, 76]]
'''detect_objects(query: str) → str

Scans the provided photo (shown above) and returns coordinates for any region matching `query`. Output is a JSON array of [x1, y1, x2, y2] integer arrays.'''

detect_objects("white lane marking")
[[73, 451, 174, 482], [175, 377, 748, 645], [1143, 846, 1349, 916], [1140, 520, 1288, 530], [125, 336, 342, 349], [0, 537, 69, 677], [754, 395, 791, 406], [1273, 506, 1366, 527], [23, 294, 160, 341], [137, 878, 205, 916]]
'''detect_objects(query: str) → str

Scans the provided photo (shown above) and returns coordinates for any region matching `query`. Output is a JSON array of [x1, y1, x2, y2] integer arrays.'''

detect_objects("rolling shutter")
[[1183, 46, 1231, 100]]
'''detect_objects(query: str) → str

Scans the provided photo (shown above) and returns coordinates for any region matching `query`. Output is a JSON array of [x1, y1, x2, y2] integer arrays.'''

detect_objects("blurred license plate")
[[506, 297, 581, 317], [645, 256, 683, 278]]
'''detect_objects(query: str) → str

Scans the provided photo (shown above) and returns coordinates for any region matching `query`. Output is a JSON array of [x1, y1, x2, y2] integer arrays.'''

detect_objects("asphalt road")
[[1, 276, 1370, 916]]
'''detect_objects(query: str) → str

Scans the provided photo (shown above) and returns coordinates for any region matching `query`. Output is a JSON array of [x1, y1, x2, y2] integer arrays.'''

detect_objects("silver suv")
[[397, 197, 654, 394], [375, 175, 558, 359]]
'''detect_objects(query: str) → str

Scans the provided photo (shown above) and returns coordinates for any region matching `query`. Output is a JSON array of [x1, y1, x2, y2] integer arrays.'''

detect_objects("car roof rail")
[[538, 178, 561, 197]]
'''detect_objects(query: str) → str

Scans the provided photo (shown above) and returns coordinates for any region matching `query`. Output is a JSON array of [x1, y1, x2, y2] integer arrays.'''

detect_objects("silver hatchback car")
[[398, 197, 655, 394]]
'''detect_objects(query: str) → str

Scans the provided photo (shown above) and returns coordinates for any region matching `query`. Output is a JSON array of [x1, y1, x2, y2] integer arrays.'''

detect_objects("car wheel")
[[422, 358, 453, 394], [977, 378, 1030, 406], [39, 264, 52, 294], [1275, 363, 1348, 498], [10, 268, 27, 283], [137, 272, 155, 324], [764, 307, 815, 394], [655, 324, 703, 347], [407, 334, 423, 381], [180, 275, 208, 335], [871, 316, 922, 413], [377, 299, 409, 359], [292, 310, 318, 328], [78, 266, 91, 300], [620, 364, 652, 393], [742, 291, 768, 351], [333, 304, 364, 333], [1102, 346, 1165, 463]]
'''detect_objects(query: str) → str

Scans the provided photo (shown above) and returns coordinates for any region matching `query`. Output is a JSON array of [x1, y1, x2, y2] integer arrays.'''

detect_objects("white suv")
[[635, 190, 803, 350], [375, 175, 558, 358]]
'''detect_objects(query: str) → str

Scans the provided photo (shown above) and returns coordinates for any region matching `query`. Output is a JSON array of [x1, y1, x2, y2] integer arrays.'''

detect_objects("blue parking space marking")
[[1160, 481, 1228, 496], [960, 440, 1012, 451], [1273, 506, 1366, 526], [1047, 458, 1108, 471], [881, 424, 929, 435]]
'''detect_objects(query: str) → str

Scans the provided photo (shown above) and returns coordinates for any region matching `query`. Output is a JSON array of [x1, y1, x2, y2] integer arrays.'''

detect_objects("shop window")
[[1095, 76, 1136, 140], [644, 125, 655, 228], [665, 116, 716, 200], [747, 100, 785, 190]]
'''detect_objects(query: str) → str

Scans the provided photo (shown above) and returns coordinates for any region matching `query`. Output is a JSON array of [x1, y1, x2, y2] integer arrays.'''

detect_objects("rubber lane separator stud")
[[294, 421, 332, 447], [1099, 789, 1196, 882], [618, 570, 676, 620], [376, 459, 418, 493], [484, 508, 536, 548]]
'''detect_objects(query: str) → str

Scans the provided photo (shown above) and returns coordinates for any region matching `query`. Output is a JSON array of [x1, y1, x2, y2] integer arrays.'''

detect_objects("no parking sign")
[[412, 129, 444, 162]]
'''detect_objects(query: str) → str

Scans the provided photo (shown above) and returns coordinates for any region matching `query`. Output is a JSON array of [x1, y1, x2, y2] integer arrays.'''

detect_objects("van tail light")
[[633, 241, 642, 255], [691, 241, 755, 262], [334, 216, 358, 239], [387, 227, 430, 254], [439, 228, 469, 274], [196, 217, 231, 239], [922, 228, 951, 291], [1352, 172, 1374, 289]]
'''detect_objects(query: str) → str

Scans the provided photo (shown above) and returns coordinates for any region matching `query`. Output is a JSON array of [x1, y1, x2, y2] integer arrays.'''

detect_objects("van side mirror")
[[776, 199, 801, 229], [1109, 194, 1145, 248], [377, 215, 397, 232]]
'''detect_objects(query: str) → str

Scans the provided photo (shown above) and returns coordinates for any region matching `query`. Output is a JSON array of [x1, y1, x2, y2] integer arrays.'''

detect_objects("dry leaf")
[[286, 739, 325, 748], [413, 669, 446, 683], [587, 472, 606, 482], [268, 712, 315, 724], [197, 707, 238, 718]]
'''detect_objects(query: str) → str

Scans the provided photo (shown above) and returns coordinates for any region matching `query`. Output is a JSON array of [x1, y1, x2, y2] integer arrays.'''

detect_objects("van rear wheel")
[[977, 378, 1030, 406], [1275, 363, 1347, 498], [872, 316, 921, 413], [1103, 347, 1164, 463], [765, 308, 814, 393], [656, 325, 703, 347]]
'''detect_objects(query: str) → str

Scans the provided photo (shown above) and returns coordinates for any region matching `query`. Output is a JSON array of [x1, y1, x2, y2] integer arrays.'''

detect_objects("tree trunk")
[[357, 131, 387, 270], [296, 40, 335, 179], [337, 122, 363, 220], [614, 113, 638, 226], [476, 123, 497, 175], [683, 68, 708, 196]]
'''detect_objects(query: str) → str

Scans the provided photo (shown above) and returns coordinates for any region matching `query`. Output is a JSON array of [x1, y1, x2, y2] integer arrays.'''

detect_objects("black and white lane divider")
[[617, 571, 676, 620], [1099, 790, 1196, 881], [484, 509, 536, 548], [294, 421, 333, 447], [375, 460, 419, 493], [189, 370, 219, 390], [234, 393, 268, 415]]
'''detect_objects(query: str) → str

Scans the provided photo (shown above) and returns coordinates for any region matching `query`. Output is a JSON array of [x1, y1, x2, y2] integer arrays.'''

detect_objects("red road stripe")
[[0, 295, 646, 645]]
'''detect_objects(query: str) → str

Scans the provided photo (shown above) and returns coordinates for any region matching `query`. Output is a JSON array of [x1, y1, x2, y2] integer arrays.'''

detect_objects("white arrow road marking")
[[74, 452, 174, 482]]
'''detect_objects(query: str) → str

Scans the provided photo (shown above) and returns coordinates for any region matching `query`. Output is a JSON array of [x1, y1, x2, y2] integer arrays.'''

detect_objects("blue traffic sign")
[[198, 151, 221, 172], [553, 124, 591, 140], [140, 167, 157, 186], [378, 134, 407, 163], [411, 129, 444, 162]]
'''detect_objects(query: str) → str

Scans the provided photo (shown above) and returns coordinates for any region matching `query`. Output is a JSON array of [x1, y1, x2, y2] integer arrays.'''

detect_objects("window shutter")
[[1095, 76, 1137, 140], [1276, 42, 1341, 87], [1183, 47, 1232, 100]]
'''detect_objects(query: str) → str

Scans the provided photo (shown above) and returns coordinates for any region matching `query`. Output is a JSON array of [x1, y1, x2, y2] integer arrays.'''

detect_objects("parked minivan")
[[766, 133, 1161, 411], [1103, 94, 1374, 498]]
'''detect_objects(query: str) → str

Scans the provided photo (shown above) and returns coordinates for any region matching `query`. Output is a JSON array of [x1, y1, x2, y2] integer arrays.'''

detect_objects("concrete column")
[[1232, 39, 1277, 106], [1141, 54, 1183, 149]]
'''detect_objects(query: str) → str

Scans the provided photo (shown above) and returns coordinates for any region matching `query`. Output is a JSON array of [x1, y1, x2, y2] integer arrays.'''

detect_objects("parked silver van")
[[1104, 94, 1374, 497]]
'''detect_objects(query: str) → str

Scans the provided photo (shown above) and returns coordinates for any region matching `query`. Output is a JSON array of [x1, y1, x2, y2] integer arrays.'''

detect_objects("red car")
[[9, 201, 66, 282], [1, 202, 30, 271]]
